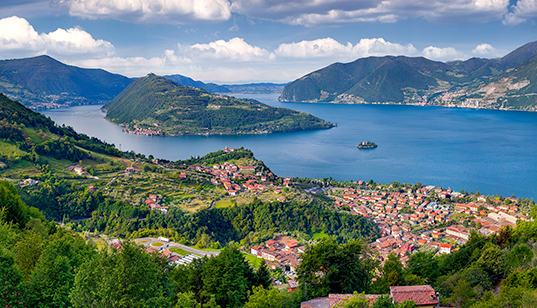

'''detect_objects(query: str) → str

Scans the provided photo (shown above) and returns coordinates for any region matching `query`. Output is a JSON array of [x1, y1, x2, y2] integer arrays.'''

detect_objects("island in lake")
[[357, 141, 378, 149], [102, 73, 335, 136]]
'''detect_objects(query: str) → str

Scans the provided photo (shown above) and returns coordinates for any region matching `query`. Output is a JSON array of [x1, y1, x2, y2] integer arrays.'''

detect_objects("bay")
[[42, 93, 537, 199]]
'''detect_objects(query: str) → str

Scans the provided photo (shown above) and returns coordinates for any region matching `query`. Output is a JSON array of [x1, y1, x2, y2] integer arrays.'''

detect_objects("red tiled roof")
[[390, 285, 438, 306], [328, 294, 383, 307]]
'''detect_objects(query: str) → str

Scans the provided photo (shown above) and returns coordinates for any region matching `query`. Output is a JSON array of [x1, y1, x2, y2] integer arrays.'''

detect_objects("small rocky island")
[[357, 141, 378, 149]]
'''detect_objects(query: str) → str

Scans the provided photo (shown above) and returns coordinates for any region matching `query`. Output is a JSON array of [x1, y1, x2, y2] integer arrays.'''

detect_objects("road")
[[134, 237, 220, 257]]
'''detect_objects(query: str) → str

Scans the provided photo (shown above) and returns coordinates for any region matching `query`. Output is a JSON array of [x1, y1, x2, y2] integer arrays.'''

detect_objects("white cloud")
[[422, 46, 465, 60], [352, 38, 418, 57], [230, 0, 509, 26], [472, 43, 500, 56], [503, 0, 537, 25], [0, 16, 114, 57], [60, 0, 232, 24], [275, 38, 353, 58], [275, 37, 418, 60], [177, 37, 275, 62]]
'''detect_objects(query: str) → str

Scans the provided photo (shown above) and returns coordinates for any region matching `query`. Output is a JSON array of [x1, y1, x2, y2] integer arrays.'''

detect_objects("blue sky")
[[0, 0, 536, 83]]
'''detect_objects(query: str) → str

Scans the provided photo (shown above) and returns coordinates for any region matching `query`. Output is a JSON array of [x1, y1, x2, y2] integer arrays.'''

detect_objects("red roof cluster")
[[389, 285, 438, 306]]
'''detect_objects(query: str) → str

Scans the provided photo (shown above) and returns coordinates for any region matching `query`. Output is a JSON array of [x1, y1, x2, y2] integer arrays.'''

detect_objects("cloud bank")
[[231, 0, 510, 26], [57, 0, 231, 24], [177, 37, 275, 62], [275, 38, 418, 59], [0, 16, 114, 58], [50, 0, 519, 26]]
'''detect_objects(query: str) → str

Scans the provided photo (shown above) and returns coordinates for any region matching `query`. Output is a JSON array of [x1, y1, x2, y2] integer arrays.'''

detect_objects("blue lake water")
[[42, 93, 537, 199]]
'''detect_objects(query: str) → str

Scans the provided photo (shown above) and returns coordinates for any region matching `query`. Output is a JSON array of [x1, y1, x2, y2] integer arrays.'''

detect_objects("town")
[[127, 147, 531, 288]]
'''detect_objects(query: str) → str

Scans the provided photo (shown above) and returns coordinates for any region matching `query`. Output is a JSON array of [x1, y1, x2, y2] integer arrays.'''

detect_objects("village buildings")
[[301, 285, 440, 308], [250, 236, 304, 273], [327, 184, 528, 264]]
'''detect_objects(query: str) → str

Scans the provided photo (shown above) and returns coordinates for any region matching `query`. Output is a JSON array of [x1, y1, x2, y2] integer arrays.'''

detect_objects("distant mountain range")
[[3, 41, 537, 113], [280, 41, 537, 111], [164, 74, 286, 94], [102, 74, 334, 136], [0, 55, 132, 110]]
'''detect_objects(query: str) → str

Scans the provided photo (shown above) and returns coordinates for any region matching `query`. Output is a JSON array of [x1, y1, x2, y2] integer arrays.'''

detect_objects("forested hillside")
[[103, 74, 334, 135], [280, 40, 537, 111], [0, 93, 122, 165], [0, 55, 132, 109]]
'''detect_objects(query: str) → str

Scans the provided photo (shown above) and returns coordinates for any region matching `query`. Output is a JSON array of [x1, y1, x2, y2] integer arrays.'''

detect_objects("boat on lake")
[[357, 141, 377, 149]]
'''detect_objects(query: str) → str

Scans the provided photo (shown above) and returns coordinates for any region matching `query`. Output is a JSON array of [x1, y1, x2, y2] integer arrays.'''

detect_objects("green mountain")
[[103, 74, 334, 135], [0, 55, 132, 109], [279, 41, 537, 111]]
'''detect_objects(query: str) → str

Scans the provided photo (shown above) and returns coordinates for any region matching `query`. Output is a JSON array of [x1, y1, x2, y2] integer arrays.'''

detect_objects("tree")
[[337, 293, 370, 308], [383, 253, 405, 287], [450, 279, 475, 308], [507, 243, 533, 270], [173, 257, 216, 307], [174, 292, 220, 308], [371, 296, 394, 308], [0, 208, 19, 249], [476, 244, 506, 277], [201, 247, 256, 308], [0, 248, 26, 308], [70, 241, 175, 307], [403, 274, 425, 286], [24, 230, 95, 308], [297, 238, 373, 298], [12, 218, 50, 280], [371, 253, 405, 294], [405, 251, 440, 283], [256, 260, 273, 289], [496, 226, 513, 248], [243, 285, 285, 308], [0, 180, 42, 228]]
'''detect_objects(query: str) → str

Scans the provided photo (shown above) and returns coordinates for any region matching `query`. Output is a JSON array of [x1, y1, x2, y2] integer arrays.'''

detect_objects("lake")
[[42, 93, 537, 199]]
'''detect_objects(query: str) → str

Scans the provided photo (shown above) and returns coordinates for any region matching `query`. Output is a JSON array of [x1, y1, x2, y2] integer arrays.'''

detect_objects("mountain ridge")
[[0, 55, 133, 109], [279, 41, 537, 111]]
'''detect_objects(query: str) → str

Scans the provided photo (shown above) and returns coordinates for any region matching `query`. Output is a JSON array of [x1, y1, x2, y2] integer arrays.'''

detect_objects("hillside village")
[[182, 148, 288, 198], [133, 149, 531, 285], [329, 184, 528, 265]]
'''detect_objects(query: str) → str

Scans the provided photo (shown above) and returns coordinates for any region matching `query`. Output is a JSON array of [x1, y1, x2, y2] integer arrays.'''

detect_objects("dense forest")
[[28, 183, 379, 247]]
